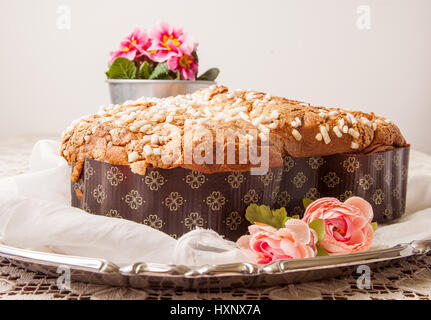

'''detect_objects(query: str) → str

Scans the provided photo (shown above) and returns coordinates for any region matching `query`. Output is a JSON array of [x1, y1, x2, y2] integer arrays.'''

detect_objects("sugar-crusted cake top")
[[61, 85, 407, 181]]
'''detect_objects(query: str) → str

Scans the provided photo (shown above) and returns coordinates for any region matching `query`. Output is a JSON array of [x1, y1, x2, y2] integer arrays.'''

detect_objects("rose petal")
[[345, 197, 374, 223], [236, 235, 251, 250], [283, 219, 311, 244]]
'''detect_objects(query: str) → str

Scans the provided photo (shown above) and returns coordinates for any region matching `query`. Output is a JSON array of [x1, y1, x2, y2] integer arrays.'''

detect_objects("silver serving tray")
[[0, 240, 430, 290]]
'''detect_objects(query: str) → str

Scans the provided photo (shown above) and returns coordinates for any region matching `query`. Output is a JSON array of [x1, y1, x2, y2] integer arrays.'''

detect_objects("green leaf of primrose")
[[371, 222, 378, 232], [309, 219, 325, 243], [138, 61, 153, 79], [175, 71, 181, 80], [302, 197, 314, 209], [197, 68, 220, 81], [149, 63, 171, 80], [282, 216, 291, 226], [245, 204, 288, 229], [106, 57, 137, 79], [316, 245, 329, 256]]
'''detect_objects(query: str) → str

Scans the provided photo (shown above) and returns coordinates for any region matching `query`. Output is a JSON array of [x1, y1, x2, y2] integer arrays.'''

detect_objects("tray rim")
[[0, 238, 429, 279]]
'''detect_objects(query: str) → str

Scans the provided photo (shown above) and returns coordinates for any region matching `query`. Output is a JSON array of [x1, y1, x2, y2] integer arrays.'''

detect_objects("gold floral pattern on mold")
[[384, 204, 393, 220], [292, 172, 307, 188], [73, 180, 83, 191], [343, 157, 360, 173], [283, 156, 295, 173], [124, 189, 144, 210], [393, 153, 401, 167], [226, 172, 245, 189], [106, 209, 122, 219], [305, 187, 320, 200], [292, 206, 304, 216], [372, 189, 385, 205], [401, 166, 408, 181], [274, 170, 283, 182], [143, 214, 164, 230], [400, 198, 406, 213], [338, 190, 353, 202], [183, 212, 205, 230], [358, 174, 373, 191], [224, 211, 243, 231], [373, 155, 385, 171], [323, 172, 341, 188], [259, 171, 274, 186], [84, 164, 94, 180], [384, 172, 393, 185], [163, 192, 185, 212], [271, 190, 279, 203], [184, 171, 207, 189], [82, 202, 94, 214], [144, 171, 165, 191], [243, 189, 260, 205], [106, 167, 125, 186], [308, 157, 324, 170], [205, 191, 226, 211], [392, 185, 401, 200], [277, 191, 292, 207], [92, 184, 106, 204]]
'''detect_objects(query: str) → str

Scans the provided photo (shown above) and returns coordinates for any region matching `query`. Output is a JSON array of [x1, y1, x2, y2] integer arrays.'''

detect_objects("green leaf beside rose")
[[309, 219, 325, 242], [316, 245, 329, 256], [245, 204, 289, 229], [303, 197, 313, 209]]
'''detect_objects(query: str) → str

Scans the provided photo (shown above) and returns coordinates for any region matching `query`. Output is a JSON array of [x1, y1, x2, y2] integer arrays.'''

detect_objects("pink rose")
[[302, 197, 374, 255], [237, 219, 317, 264]]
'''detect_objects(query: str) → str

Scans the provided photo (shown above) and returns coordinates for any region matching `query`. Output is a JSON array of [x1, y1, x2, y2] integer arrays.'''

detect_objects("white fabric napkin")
[[0, 140, 429, 267]]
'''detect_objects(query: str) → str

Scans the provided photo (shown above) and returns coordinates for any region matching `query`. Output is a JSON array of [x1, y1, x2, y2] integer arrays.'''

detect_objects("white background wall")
[[0, 0, 430, 153]]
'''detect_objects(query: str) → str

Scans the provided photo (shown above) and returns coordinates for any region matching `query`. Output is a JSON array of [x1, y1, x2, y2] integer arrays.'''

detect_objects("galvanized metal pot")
[[107, 79, 216, 104]]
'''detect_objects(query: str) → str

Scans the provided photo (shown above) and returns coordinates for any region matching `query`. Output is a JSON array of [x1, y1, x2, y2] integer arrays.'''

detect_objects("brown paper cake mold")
[[71, 147, 409, 241]]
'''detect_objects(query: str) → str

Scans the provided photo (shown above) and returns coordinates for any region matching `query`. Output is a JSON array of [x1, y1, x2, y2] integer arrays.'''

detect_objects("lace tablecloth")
[[0, 135, 430, 300]]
